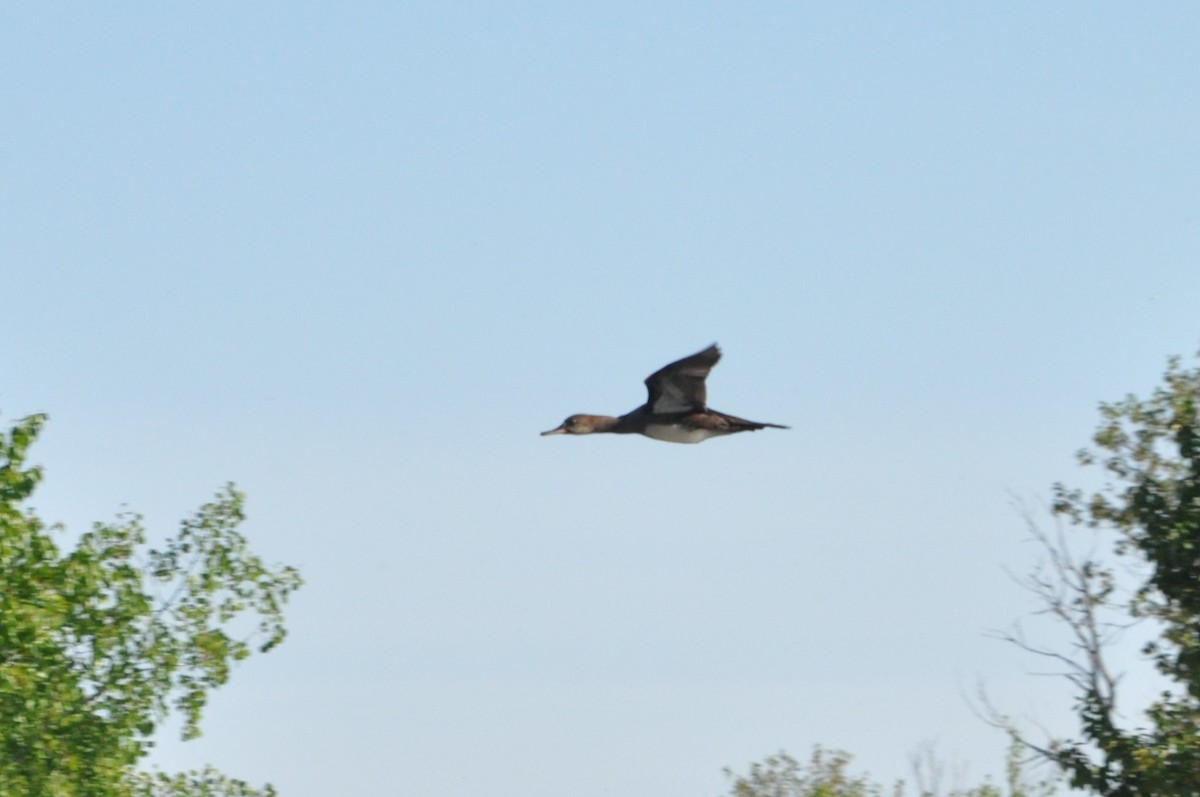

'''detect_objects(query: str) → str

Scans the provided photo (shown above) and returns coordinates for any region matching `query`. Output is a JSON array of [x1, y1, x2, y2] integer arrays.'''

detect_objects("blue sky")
[[3, 3, 1199, 795]]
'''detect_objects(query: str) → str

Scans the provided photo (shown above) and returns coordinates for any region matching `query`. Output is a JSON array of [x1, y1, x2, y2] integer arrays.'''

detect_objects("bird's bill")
[[540, 424, 568, 436]]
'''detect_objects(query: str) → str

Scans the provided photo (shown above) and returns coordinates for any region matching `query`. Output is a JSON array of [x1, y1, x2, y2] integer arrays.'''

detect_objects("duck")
[[540, 344, 788, 444]]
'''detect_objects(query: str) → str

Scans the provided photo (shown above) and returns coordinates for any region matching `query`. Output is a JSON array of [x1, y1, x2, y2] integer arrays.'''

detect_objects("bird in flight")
[[540, 344, 788, 444]]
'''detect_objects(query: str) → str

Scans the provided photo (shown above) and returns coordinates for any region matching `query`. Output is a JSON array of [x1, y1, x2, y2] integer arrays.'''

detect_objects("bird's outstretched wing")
[[644, 344, 721, 414]]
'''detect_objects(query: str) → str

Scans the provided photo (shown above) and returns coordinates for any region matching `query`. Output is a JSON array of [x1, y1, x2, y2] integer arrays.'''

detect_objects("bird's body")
[[540, 344, 788, 444]]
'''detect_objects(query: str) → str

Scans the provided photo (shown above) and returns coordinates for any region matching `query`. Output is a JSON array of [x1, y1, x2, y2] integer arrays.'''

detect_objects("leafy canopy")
[[0, 413, 302, 797], [1044, 354, 1200, 794], [722, 743, 1053, 797]]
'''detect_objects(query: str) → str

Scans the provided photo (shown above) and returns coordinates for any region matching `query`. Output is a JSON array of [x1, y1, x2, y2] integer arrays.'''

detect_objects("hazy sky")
[[3, 4, 1199, 795]]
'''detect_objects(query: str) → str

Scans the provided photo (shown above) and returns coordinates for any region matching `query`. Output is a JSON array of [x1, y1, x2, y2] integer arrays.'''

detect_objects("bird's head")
[[540, 414, 611, 436]]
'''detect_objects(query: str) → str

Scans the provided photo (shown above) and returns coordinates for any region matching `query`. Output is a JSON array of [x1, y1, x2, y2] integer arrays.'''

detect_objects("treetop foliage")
[[0, 413, 302, 797], [722, 743, 1054, 797], [1021, 354, 1200, 794]]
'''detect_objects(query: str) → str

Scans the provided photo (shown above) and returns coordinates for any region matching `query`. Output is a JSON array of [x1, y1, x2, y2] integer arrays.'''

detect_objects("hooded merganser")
[[540, 344, 788, 444]]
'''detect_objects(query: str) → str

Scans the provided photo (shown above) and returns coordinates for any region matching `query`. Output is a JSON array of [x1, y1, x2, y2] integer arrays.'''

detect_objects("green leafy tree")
[[723, 741, 1053, 797], [723, 747, 901, 797], [0, 413, 302, 797], [1005, 354, 1200, 794], [130, 767, 277, 797]]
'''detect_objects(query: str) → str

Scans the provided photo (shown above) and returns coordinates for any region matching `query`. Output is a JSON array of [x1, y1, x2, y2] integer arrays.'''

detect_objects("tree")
[[722, 742, 1053, 797], [0, 413, 302, 797], [1004, 354, 1200, 794], [723, 747, 901, 797]]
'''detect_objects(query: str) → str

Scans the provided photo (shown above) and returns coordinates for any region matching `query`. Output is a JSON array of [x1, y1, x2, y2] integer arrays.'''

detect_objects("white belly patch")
[[642, 425, 715, 444]]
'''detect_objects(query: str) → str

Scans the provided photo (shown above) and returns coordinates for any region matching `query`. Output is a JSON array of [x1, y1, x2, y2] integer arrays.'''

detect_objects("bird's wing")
[[643, 344, 721, 414]]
